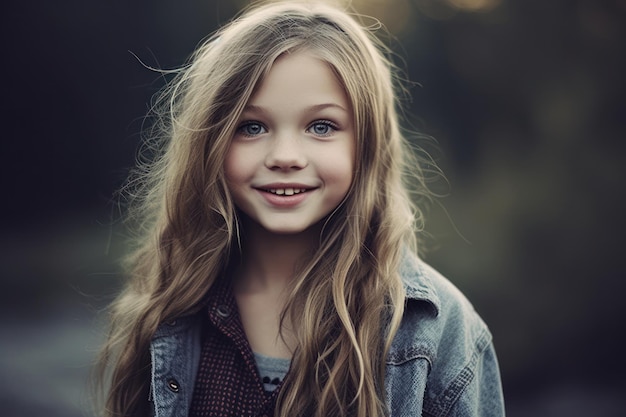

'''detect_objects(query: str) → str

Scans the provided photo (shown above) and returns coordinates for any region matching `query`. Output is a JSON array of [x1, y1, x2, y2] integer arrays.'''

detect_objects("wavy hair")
[[97, 1, 432, 416]]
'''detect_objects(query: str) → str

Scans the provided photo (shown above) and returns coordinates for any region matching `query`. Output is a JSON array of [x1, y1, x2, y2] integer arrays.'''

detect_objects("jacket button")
[[167, 379, 180, 393], [216, 305, 231, 318]]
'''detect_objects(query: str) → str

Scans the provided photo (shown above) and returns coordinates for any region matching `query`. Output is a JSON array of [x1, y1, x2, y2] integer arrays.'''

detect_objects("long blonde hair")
[[97, 1, 431, 416]]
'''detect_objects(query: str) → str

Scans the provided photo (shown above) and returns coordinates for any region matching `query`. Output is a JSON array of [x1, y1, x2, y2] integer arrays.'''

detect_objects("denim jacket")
[[149, 253, 505, 416]]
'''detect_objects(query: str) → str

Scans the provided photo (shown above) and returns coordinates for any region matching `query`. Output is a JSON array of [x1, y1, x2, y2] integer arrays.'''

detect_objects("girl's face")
[[224, 51, 355, 235]]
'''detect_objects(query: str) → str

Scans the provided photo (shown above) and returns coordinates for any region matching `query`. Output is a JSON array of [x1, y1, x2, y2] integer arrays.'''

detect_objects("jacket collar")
[[399, 250, 441, 315]]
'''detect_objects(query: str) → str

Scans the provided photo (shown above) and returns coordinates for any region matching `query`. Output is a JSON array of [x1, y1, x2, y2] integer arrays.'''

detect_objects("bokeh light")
[[445, 0, 501, 12]]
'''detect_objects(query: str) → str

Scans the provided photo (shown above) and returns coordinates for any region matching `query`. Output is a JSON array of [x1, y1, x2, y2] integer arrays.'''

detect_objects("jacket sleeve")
[[416, 271, 506, 417], [392, 256, 506, 416], [445, 340, 505, 417]]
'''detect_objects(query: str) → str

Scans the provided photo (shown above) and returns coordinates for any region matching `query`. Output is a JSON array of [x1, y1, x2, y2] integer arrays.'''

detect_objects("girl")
[[97, 1, 505, 416]]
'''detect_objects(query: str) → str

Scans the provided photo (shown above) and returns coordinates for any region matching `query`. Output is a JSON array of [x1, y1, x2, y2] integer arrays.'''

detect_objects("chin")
[[263, 224, 311, 235], [258, 218, 325, 236]]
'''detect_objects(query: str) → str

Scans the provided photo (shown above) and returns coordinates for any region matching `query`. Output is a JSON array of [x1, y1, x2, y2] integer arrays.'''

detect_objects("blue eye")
[[308, 120, 337, 137], [238, 122, 266, 136]]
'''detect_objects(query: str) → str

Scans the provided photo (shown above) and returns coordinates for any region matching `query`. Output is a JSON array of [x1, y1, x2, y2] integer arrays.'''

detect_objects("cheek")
[[321, 145, 354, 194], [223, 146, 245, 184], [223, 150, 247, 210]]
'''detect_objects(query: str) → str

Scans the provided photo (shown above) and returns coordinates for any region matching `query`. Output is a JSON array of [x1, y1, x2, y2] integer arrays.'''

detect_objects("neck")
[[233, 218, 321, 294]]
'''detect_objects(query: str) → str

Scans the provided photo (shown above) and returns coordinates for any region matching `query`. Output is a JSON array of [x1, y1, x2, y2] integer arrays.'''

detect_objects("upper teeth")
[[268, 188, 306, 196]]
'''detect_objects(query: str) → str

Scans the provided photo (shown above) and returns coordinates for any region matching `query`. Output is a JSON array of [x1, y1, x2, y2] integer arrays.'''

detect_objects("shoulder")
[[387, 251, 503, 416], [393, 251, 491, 358]]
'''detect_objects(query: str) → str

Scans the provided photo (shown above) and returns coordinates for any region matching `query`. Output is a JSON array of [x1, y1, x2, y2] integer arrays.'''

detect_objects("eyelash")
[[237, 121, 267, 137], [236, 120, 340, 138], [307, 120, 338, 137]]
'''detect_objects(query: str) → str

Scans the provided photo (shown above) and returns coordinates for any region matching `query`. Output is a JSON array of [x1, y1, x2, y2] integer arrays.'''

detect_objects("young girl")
[[97, 1, 505, 416]]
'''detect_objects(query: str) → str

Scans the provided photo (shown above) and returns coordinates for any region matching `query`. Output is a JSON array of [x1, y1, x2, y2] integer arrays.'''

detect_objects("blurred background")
[[1, 0, 625, 415]]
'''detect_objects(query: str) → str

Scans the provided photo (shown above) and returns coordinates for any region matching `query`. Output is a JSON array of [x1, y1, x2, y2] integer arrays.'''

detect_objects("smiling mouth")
[[264, 188, 308, 196]]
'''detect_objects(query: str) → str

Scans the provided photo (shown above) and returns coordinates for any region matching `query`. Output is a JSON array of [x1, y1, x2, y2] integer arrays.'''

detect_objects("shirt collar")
[[399, 250, 441, 315]]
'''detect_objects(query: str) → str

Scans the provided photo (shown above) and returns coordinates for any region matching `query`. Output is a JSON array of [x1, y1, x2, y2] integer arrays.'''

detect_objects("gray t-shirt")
[[254, 352, 291, 392]]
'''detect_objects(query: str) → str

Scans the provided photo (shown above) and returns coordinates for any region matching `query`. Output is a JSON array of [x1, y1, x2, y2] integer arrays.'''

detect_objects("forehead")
[[247, 51, 349, 110]]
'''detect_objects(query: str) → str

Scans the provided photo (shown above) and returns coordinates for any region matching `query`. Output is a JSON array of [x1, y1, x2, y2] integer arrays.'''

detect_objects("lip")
[[256, 182, 315, 191], [254, 183, 316, 208]]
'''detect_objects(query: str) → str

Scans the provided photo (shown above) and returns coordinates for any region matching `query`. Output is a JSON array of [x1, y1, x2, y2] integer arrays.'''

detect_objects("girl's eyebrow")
[[307, 103, 349, 113], [243, 102, 349, 114]]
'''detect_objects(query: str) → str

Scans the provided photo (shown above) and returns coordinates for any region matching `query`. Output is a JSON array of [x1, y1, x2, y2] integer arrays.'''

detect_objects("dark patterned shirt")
[[189, 278, 284, 417]]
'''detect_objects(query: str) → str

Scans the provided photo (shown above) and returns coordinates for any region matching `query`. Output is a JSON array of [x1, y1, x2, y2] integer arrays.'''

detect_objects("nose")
[[264, 132, 308, 170]]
